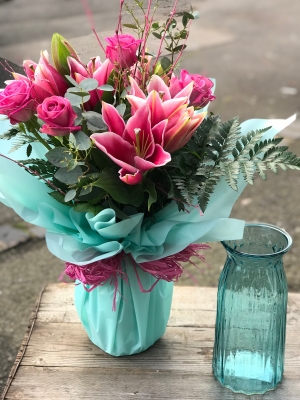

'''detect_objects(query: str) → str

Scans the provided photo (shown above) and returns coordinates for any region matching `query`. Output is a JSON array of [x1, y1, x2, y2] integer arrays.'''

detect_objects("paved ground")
[[0, 0, 300, 393]]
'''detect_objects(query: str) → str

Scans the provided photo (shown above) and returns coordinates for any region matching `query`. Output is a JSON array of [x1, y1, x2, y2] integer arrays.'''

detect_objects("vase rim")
[[221, 222, 292, 258]]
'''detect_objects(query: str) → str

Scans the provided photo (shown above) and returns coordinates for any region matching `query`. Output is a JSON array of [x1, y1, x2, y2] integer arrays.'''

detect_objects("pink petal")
[[67, 57, 89, 79], [134, 144, 171, 171], [119, 168, 143, 185], [126, 95, 146, 114], [173, 82, 194, 100], [91, 131, 137, 173], [129, 76, 146, 99], [161, 97, 188, 119], [123, 104, 154, 159], [147, 75, 171, 101], [151, 119, 168, 146], [101, 102, 125, 136], [145, 90, 164, 126]]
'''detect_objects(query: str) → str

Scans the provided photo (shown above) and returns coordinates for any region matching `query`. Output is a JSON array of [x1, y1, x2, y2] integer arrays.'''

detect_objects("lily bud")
[[51, 33, 79, 77]]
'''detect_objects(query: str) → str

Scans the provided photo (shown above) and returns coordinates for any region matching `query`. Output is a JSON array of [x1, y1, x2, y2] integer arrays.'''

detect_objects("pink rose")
[[105, 34, 142, 69], [169, 70, 216, 108], [0, 79, 36, 124], [37, 96, 81, 136]]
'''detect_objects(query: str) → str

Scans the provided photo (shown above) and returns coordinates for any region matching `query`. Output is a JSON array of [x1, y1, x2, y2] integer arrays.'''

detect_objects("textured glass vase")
[[212, 223, 292, 395], [74, 259, 174, 356]]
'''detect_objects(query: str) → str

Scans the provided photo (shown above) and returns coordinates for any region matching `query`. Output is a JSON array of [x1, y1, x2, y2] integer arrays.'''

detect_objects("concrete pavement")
[[0, 0, 300, 393]]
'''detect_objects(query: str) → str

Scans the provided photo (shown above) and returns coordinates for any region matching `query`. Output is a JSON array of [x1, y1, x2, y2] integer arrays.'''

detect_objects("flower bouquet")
[[0, 0, 299, 356]]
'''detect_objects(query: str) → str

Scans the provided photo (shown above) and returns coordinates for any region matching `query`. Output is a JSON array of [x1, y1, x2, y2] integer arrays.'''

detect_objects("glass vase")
[[212, 223, 292, 395], [74, 258, 174, 356]]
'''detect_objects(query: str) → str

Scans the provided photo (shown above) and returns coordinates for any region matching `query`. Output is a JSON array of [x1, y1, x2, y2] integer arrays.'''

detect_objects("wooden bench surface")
[[2, 284, 300, 399]]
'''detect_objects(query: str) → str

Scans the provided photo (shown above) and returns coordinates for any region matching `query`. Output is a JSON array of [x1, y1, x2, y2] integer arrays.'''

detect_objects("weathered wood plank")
[[5, 366, 300, 400], [3, 284, 300, 399]]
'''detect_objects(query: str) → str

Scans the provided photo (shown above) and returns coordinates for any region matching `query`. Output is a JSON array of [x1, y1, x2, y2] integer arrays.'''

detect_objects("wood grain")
[[2, 284, 300, 399]]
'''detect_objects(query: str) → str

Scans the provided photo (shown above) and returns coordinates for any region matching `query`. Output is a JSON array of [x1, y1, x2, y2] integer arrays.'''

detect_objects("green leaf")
[[73, 202, 104, 215], [182, 15, 188, 27], [0, 127, 20, 140], [98, 84, 114, 91], [46, 147, 73, 168], [172, 44, 187, 53], [152, 32, 162, 39], [108, 199, 129, 220], [54, 166, 82, 184], [64, 189, 77, 202], [221, 161, 240, 191], [69, 131, 91, 151], [180, 30, 188, 39], [116, 104, 126, 116], [49, 191, 72, 206], [160, 56, 172, 71], [66, 158, 78, 171], [152, 22, 160, 29], [82, 111, 107, 132], [65, 75, 79, 87], [183, 11, 195, 20], [90, 148, 114, 170], [68, 90, 90, 97], [93, 168, 144, 207], [143, 178, 157, 210], [240, 161, 256, 185], [123, 23, 138, 29], [65, 92, 84, 106], [79, 78, 99, 92], [26, 144, 32, 157]]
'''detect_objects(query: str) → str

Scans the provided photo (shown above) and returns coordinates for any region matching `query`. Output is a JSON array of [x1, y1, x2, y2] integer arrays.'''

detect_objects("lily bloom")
[[68, 56, 114, 110], [91, 101, 171, 185], [15, 51, 69, 103], [127, 75, 206, 153]]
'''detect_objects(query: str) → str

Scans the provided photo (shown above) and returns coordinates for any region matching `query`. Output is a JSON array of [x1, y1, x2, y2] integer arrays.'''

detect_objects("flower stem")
[[31, 130, 52, 151]]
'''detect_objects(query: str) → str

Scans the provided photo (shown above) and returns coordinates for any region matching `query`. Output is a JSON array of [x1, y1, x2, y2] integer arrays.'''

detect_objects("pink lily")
[[68, 56, 114, 110], [20, 51, 69, 103], [127, 75, 206, 153], [91, 102, 171, 185]]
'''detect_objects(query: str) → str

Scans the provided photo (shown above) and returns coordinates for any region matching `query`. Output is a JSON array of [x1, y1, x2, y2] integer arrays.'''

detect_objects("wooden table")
[[2, 285, 300, 399]]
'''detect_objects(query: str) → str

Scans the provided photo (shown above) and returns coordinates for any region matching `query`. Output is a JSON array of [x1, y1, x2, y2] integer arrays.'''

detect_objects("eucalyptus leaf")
[[65, 75, 80, 87], [116, 104, 126, 116], [69, 131, 91, 151], [65, 92, 83, 106], [82, 111, 107, 131], [46, 147, 73, 168], [67, 158, 78, 171], [54, 165, 82, 184], [64, 189, 77, 202], [79, 78, 99, 92], [72, 106, 83, 118], [68, 90, 90, 97], [98, 84, 114, 92]]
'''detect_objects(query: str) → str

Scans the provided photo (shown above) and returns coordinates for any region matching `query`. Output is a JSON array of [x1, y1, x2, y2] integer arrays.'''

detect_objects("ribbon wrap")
[[65, 243, 209, 310]]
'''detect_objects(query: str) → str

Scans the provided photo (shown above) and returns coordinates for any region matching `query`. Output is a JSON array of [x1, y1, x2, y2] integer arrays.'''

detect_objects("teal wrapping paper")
[[74, 261, 174, 356]]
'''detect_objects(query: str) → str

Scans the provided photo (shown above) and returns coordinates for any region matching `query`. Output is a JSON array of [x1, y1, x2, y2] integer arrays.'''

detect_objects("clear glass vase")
[[212, 223, 292, 395]]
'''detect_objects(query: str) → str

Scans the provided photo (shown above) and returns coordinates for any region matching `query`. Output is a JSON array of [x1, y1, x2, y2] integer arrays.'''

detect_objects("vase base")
[[213, 373, 283, 395]]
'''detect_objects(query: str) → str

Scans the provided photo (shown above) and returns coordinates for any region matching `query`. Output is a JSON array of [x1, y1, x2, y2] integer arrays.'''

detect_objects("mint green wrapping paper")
[[0, 114, 295, 355], [75, 262, 174, 356]]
